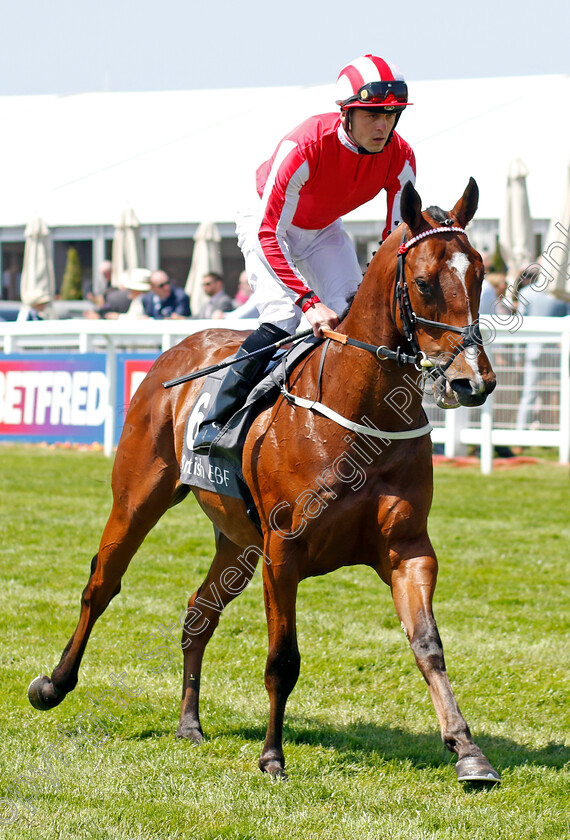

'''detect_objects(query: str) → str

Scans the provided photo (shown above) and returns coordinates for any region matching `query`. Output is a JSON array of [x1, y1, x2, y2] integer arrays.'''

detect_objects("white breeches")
[[236, 202, 363, 333]]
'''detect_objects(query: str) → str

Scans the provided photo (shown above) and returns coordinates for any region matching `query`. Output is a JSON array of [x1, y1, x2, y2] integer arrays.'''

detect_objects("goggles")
[[344, 81, 409, 109]]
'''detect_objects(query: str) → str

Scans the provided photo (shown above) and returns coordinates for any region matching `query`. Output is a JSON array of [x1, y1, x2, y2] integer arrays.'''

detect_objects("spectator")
[[479, 277, 497, 315], [142, 270, 190, 319], [87, 260, 113, 308], [97, 284, 132, 318], [479, 272, 511, 316], [212, 271, 259, 320], [104, 269, 152, 320], [195, 272, 234, 318], [519, 281, 570, 318], [233, 270, 253, 307], [84, 265, 131, 320], [17, 291, 54, 322]]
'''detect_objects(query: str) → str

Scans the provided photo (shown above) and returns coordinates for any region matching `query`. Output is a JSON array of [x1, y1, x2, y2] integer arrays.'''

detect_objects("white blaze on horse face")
[[447, 252, 472, 322], [446, 252, 484, 388], [464, 345, 484, 390]]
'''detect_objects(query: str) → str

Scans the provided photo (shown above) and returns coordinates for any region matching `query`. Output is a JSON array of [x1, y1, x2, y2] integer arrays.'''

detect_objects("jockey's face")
[[344, 108, 397, 153]]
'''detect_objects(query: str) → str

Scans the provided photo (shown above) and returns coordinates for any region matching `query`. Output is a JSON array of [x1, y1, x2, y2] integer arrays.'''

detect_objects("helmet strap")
[[342, 108, 371, 155]]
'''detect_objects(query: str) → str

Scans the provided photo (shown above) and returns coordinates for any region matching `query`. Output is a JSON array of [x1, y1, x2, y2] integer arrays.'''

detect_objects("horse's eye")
[[415, 278, 431, 296]]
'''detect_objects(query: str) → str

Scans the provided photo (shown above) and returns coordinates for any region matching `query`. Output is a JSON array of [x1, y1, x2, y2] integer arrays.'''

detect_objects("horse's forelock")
[[425, 205, 451, 225]]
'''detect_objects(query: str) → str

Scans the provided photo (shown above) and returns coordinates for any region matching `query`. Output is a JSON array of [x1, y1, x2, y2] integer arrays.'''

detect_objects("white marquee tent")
[[1, 73, 568, 272]]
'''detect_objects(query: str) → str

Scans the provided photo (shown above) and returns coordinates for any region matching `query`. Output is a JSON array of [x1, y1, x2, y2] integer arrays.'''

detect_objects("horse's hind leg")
[[176, 532, 260, 743], [28, 433, 180, 712], [389, 553, 500, 783]]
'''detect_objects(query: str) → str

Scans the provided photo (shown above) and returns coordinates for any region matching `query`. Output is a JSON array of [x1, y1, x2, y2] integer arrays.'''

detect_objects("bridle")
[[392, 223, 483, 376], [279, 223, 485, 439], [317, 222, 483, 379]]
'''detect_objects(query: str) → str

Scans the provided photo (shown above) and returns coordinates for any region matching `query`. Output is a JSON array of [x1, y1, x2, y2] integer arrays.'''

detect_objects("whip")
[[162, 327, 315, 389]]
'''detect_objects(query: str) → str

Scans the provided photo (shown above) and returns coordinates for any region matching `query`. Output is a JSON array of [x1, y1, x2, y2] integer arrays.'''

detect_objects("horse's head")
[[396, 177, 496, 408]]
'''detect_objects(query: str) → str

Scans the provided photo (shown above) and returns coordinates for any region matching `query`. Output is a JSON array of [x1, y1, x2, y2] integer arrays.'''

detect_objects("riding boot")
[[191, 322, 289, 453]]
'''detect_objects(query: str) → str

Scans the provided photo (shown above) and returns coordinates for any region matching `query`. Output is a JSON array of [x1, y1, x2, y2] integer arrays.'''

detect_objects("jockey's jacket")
[[255, 112, 416, 302]]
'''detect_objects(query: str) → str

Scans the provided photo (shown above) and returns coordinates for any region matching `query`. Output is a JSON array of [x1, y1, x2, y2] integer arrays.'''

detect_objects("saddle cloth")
[[180, 336, 321, 506]]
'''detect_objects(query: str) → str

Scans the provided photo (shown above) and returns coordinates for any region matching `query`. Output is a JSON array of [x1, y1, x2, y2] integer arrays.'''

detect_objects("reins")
[[278, 337, 432, 440], [319, 328, 424, 369]]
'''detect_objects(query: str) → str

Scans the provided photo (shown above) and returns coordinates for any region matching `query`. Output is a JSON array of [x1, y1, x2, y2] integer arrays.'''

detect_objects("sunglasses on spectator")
[[154, 281, 170, 288]]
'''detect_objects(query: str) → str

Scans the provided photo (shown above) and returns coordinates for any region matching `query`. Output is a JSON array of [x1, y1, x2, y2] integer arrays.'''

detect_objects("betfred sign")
[[119, 357, 155, 421], [0, 354, 158, 444]]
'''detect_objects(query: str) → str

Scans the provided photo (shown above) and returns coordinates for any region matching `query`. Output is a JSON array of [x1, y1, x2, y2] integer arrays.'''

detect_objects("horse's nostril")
[[450, 378, 489, 407], [450, 379, 475, 397]]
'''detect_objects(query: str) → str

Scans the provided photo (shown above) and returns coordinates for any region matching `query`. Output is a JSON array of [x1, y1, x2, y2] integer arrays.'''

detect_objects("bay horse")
[[29, 179, 500, 784]]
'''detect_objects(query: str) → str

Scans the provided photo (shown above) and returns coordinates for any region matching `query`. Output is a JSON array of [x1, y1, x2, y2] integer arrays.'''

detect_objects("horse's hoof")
[[259, 759, 288, 780], [27, 675, 65, 711], [455, 756, 501, 784], [175, 723, 204, 744]]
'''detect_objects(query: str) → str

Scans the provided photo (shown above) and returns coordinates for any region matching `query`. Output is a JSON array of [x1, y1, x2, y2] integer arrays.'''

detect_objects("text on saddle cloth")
[[180, 358, 244, 498], [180, 336, 322, 498]]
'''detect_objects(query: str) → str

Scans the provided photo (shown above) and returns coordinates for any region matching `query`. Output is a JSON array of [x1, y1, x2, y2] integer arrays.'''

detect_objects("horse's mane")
[[342, 291, 358, 318]]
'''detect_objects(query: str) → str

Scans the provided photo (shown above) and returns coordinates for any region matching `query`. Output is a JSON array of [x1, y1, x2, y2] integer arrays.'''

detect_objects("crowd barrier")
[[1, 316, 568, 473]]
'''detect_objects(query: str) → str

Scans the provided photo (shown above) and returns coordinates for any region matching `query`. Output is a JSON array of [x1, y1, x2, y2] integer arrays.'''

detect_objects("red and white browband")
[[398, 226, 467, 255]]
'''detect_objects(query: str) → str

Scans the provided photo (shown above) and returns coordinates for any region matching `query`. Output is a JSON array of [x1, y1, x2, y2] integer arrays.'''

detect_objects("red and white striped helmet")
[[335, 54, 411, 111]]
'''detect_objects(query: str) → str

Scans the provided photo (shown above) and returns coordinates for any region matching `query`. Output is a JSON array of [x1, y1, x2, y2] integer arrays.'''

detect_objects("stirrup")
[[191, 323, 290, 454]]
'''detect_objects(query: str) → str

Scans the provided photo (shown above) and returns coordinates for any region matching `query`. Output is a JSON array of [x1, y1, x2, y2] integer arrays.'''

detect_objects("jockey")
[[192, 54, 416, 453]]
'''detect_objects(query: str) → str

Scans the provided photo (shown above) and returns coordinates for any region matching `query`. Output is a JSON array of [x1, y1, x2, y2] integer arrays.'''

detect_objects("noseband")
[[393, 224, 483, 375]]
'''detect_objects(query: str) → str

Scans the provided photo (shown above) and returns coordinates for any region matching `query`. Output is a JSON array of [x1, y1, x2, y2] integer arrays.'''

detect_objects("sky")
[[0, 0, 568, 96]]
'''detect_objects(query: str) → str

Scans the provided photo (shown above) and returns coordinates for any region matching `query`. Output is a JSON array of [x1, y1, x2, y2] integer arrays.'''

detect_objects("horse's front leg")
[[388, 550, 500, 784], [258, 546, 301, 779]]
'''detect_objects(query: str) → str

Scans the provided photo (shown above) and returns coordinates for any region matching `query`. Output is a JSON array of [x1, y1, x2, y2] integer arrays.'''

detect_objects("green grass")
[[0, 445, 568, 839]]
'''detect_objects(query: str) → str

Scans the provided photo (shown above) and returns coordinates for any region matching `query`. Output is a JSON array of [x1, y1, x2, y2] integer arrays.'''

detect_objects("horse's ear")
[[400, 180, 423, 234], [451, 177, 479, 228]]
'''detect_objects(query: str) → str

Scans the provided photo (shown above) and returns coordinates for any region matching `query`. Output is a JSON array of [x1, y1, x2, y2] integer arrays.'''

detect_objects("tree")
[[60, 247, 83, 300], [490, 235, 507, 274]]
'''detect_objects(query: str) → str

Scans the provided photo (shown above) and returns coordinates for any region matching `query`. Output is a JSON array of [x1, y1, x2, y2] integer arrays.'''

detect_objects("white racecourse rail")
[[1, 316, 568, 473]]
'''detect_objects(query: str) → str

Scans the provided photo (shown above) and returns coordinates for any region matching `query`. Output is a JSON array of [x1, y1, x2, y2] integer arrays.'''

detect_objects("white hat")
[[122, 268, 152, 292]]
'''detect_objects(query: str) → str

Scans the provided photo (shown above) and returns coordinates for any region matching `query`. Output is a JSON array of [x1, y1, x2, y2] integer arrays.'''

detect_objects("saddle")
[[180, 335, 322, 529]]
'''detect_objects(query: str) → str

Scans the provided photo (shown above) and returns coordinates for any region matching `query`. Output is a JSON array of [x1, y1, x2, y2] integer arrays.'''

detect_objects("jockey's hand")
[[305, 303, 339, 337]]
